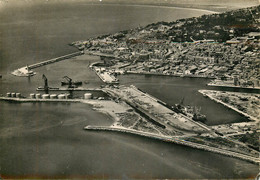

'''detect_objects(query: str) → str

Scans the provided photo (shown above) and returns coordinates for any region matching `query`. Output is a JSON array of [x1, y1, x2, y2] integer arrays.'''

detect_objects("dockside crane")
[[42, 74, 49, 94], [62, 76, 73, 88], [62, 76, 82, 88]]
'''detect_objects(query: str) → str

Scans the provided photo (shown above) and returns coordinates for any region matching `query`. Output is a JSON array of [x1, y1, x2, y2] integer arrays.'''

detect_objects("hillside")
[[113, 5, 260, 43], [72, 5, 259, 87]]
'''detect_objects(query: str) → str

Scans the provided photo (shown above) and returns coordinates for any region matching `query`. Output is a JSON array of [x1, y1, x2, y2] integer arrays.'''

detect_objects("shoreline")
[[87, 3, 220, 14], [125, 71, 215, 79], [79, 2, 259, 13], [85, 125, 260, 164]]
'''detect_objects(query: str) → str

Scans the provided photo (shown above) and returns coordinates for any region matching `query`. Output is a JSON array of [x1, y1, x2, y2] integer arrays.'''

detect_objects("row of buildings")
[[72, 6, 259, 88]]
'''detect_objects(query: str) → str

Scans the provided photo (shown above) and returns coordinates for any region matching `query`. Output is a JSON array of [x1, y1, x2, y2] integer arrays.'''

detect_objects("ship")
[[61, 81, 82, 86], [173, 98, 207, 123], [192, 107, 207, 123], [61, 76, 82, 87]]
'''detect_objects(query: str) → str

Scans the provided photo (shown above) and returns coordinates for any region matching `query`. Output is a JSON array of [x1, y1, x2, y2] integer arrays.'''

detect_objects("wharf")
[[12, 51, 83, 77], [104, 85, 214, 134], [133, 86, 213, 132], [198, 90, 259, 122], [207, 83, 260, 91], [92, 68, 119, 84], [36, 87, 103, 92], [126, 71, 215, 79], [0, 97, 82, 103], [97, 72, 119, 84], [85, 125, 260, 164]]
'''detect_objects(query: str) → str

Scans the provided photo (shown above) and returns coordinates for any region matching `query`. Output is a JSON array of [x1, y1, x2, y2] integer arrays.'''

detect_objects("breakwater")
[[85, 125, 260, 164], [12, 51, 84, 77]]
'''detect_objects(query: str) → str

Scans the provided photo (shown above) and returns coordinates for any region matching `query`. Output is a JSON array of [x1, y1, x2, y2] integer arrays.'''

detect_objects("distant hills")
[[2, 0, 259, 12], [109, 5, 260, 43]]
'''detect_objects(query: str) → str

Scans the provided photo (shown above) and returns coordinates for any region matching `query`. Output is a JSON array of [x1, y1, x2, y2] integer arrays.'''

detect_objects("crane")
[[62, 76, 82, 88], [63, 76, 73, 88], [42, 74, 49, 94]]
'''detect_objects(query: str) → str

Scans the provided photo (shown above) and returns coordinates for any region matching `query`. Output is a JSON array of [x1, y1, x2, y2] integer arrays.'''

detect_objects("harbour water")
[[119, 75, 252, 126], [0, 1, 258, 178]]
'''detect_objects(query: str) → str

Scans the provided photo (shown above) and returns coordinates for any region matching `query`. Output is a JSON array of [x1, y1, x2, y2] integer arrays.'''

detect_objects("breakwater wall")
[[12, 51, 84, 77], [28, 51, 83, 69], [85, 125, 260, 164]]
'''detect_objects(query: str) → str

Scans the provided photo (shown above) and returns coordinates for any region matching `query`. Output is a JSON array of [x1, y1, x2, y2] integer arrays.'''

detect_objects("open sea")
[[0, 1, 258, 178]]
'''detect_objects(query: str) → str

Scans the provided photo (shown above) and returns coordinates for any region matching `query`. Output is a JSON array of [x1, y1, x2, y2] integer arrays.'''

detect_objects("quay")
[[207, 83, 260, 91], [104, 85, 214, 134], [85, 125, 260, 164], [36, 87, 103, 92], [96, 71, 119, 84], [126, 71, 215, 79], [198, 90, 259, 122], [0, 90, 99, 103], [12, 51, 84, 77], [0, 96, 82, 103], [132, 86, 214, 132], [92, 66, 119, 84]]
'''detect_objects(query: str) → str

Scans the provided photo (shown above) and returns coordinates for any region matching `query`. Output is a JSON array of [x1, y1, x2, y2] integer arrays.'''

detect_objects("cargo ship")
[[61, 81, 82, 86], [173, 99, 207, 123]]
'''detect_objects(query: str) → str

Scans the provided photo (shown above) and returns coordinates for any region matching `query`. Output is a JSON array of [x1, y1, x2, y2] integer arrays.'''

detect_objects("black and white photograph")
[[0, 0, 259, 179]]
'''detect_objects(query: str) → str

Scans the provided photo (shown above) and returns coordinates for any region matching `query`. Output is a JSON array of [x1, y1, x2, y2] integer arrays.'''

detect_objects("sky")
[[0, 0, 259, 9]]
